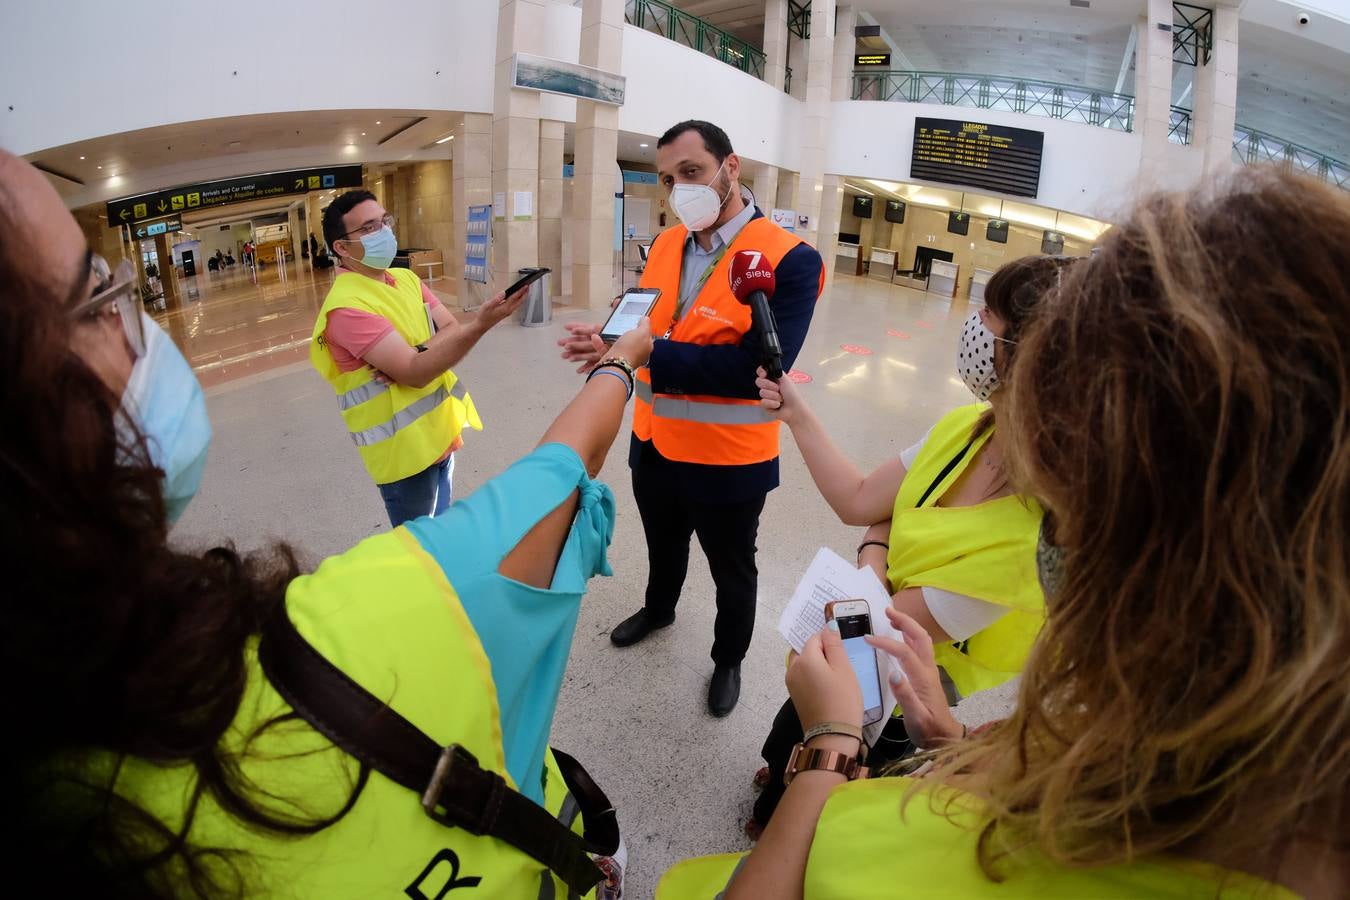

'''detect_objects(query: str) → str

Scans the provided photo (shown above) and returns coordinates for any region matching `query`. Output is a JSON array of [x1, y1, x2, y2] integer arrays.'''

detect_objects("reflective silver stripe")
[[335, 379, 389, 411], [634, 379, 653, 403], [714, 855, 752, 900], [651, 396, 774, 425], [450, 379, 469, 401], [557, 792, 581, 830], [349, 385, 450, 447], [537, 871, 554, 900]]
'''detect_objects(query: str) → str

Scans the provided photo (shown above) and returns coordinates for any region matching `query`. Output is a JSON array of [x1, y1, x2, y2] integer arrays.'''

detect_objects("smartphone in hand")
[[599, 288, 661, 343], [503, 267, 551, 298], [825, 599, 885, 726]]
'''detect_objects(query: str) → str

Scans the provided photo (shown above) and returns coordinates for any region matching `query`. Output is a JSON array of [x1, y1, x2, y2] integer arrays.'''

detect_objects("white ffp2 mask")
[[670, 159, 732, 231]]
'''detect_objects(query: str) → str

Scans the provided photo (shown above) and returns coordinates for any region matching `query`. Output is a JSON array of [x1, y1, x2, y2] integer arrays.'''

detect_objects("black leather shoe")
[[708, 665, 741, 717], [609, 609, 675, 647]]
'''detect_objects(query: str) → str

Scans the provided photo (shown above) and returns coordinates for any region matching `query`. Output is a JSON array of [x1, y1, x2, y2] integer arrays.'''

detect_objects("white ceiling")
[[1230, 21, 1350, 159], [667, 0, 1350, 160], [669, 0, 767, 44], [30, 109, 459, 196]]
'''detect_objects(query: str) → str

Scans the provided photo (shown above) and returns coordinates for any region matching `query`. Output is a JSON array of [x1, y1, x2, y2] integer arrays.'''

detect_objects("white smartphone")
[[825, 599, 884, 726], [600, 287, 661, 343]]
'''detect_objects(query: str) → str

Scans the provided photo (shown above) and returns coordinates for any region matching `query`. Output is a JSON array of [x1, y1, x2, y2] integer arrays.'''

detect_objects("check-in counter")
[[868, 247, 896, 282], [927, 259, 959, 298], [969, 266, 995, 303], [836, 242, 859, 275]]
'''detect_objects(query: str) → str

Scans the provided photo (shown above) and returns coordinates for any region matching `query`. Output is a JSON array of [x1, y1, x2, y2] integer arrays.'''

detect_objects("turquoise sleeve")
[[403, 443, 617, 802]]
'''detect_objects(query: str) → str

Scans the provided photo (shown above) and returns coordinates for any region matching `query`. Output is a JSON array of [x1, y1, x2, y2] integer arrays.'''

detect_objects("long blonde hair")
[[926, 168, 1350, 878]]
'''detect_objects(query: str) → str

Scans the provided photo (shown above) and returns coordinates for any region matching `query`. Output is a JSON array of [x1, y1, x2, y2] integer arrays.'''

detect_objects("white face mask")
[[670, 159, 732, 231], [956, 312, 1001, 401]]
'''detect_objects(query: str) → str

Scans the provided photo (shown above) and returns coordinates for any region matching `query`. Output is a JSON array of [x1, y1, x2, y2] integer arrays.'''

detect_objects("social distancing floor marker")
[[886, 329, 910, 339], [787, 370, 812, 384], [841, 344, 873, 355]]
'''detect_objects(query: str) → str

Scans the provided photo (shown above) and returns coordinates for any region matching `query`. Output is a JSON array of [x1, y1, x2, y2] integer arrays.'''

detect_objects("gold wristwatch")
[[784, 742, 869, 785]]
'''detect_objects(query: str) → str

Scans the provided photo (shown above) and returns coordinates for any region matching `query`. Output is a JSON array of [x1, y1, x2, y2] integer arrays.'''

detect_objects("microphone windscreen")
[[728, 249, 777, 304]]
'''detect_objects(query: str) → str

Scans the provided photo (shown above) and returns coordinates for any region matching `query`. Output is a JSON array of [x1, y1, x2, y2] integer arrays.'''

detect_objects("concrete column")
[[1137, 0, 1175, 184], [1192, 5, 1238, 174], [571, 0, 624, 310], [787, 29, 808, 100], [287, 203, 303, 273], [452, 113, 493, 308], [306, 192, 325, 262], [817, 176, 844, 282], [749, 161, 779, 211], [778, 169, 798, 212], [813, 5, 854, 278], [793, 0, 839, 251], [830, 5, 855, 103], [763, 0, 788, 92], [1133, 15, 1150, 128], [153, 231, 179, 308], [131, 236, 148, 295], [538, 119, 565, 298], [491, 0, 544, 299]]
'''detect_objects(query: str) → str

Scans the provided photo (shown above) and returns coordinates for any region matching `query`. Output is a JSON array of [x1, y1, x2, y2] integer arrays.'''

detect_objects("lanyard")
[[665, 216, 751, 339]]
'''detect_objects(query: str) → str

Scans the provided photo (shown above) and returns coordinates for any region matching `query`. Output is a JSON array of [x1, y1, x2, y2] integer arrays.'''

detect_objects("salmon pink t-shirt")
[[324, 272, 449, 373], [324, 270, 462, 459]]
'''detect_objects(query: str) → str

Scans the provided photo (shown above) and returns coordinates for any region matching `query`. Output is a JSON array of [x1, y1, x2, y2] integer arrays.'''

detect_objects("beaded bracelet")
[[587, 367, 633, 400]]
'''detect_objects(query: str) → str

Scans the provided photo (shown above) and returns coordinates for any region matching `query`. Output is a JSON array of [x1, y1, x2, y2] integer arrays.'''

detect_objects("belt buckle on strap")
[[421, 743, 504, 833]]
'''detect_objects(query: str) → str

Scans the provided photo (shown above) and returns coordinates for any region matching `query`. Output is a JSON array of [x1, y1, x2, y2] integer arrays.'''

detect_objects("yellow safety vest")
[[110, 528, 591, 898], [310, 268, 481, 485], [657, 779, 1295, 898], [889, 403, 1044, 697]]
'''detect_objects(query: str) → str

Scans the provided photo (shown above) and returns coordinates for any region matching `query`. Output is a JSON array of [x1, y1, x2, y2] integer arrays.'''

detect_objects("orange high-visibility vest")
[[633, 217, 821, 466]]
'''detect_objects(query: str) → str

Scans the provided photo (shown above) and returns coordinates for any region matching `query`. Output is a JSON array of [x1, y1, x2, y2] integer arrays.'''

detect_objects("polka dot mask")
[[957, 312, 1001, 401]]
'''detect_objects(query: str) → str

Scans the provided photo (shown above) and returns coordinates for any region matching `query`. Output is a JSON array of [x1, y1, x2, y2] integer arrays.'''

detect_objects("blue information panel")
[[465, 204, 491, 284]]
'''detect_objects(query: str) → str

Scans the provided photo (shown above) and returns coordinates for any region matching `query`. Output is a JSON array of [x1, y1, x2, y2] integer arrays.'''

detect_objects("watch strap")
[[784, 743, 869, 785]]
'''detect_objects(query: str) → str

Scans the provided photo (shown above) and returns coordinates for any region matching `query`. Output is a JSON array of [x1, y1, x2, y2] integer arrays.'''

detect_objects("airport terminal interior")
[[4, 0, 1348, 896]]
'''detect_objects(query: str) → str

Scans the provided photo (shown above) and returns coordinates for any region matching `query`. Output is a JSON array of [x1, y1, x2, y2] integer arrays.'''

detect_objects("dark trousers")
[[632, 462, 766, 667]]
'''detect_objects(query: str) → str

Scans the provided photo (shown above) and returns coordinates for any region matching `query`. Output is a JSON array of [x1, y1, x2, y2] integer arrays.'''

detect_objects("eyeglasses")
[[70, 258, 145, 358], [341, 213, 395, 240]]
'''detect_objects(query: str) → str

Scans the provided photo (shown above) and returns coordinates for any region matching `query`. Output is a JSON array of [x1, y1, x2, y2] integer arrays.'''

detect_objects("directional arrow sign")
[[135, 226, 146, 238], [106, 165, 362, 224]]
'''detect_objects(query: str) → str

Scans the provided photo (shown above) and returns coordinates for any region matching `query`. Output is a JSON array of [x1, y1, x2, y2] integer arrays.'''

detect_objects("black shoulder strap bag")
[[257, 605, 620, 895]]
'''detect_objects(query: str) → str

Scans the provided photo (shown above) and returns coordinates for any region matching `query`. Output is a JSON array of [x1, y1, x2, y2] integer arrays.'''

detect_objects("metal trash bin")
[[516, 268, 552, 327]]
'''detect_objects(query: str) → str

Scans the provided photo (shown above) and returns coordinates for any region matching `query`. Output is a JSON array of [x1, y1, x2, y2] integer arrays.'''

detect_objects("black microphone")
[[728, 250, 783, 379]]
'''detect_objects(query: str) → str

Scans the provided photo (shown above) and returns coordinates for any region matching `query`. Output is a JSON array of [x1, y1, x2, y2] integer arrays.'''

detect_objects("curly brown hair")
[[925, 168, 1350, 885], [0, 161, 360, 897]]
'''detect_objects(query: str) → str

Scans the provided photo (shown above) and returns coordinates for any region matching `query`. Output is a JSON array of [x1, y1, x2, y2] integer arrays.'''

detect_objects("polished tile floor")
[[151, 261, 459, 388], [170, 268, 1017, 898]]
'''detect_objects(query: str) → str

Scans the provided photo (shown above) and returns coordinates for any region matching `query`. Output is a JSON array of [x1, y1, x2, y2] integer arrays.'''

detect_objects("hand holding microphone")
[[728, 250, 783, 380], [756, 365, 803, 424]]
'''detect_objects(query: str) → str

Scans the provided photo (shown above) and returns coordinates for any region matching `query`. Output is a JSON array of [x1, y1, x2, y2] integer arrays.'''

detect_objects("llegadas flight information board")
[[910, 117, 1044, 198]]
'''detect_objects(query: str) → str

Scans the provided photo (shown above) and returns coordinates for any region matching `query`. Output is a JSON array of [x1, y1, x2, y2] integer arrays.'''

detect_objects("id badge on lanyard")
[[664, 246, 730, 339]]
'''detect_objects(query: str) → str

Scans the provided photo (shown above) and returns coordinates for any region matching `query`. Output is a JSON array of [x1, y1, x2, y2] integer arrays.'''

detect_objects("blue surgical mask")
[[121, 313, 212, 523], [356, 225, 398, 270]]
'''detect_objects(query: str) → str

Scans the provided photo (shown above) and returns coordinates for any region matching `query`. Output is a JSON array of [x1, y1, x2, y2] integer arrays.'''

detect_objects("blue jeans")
[[378, 454, 455, 527]]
